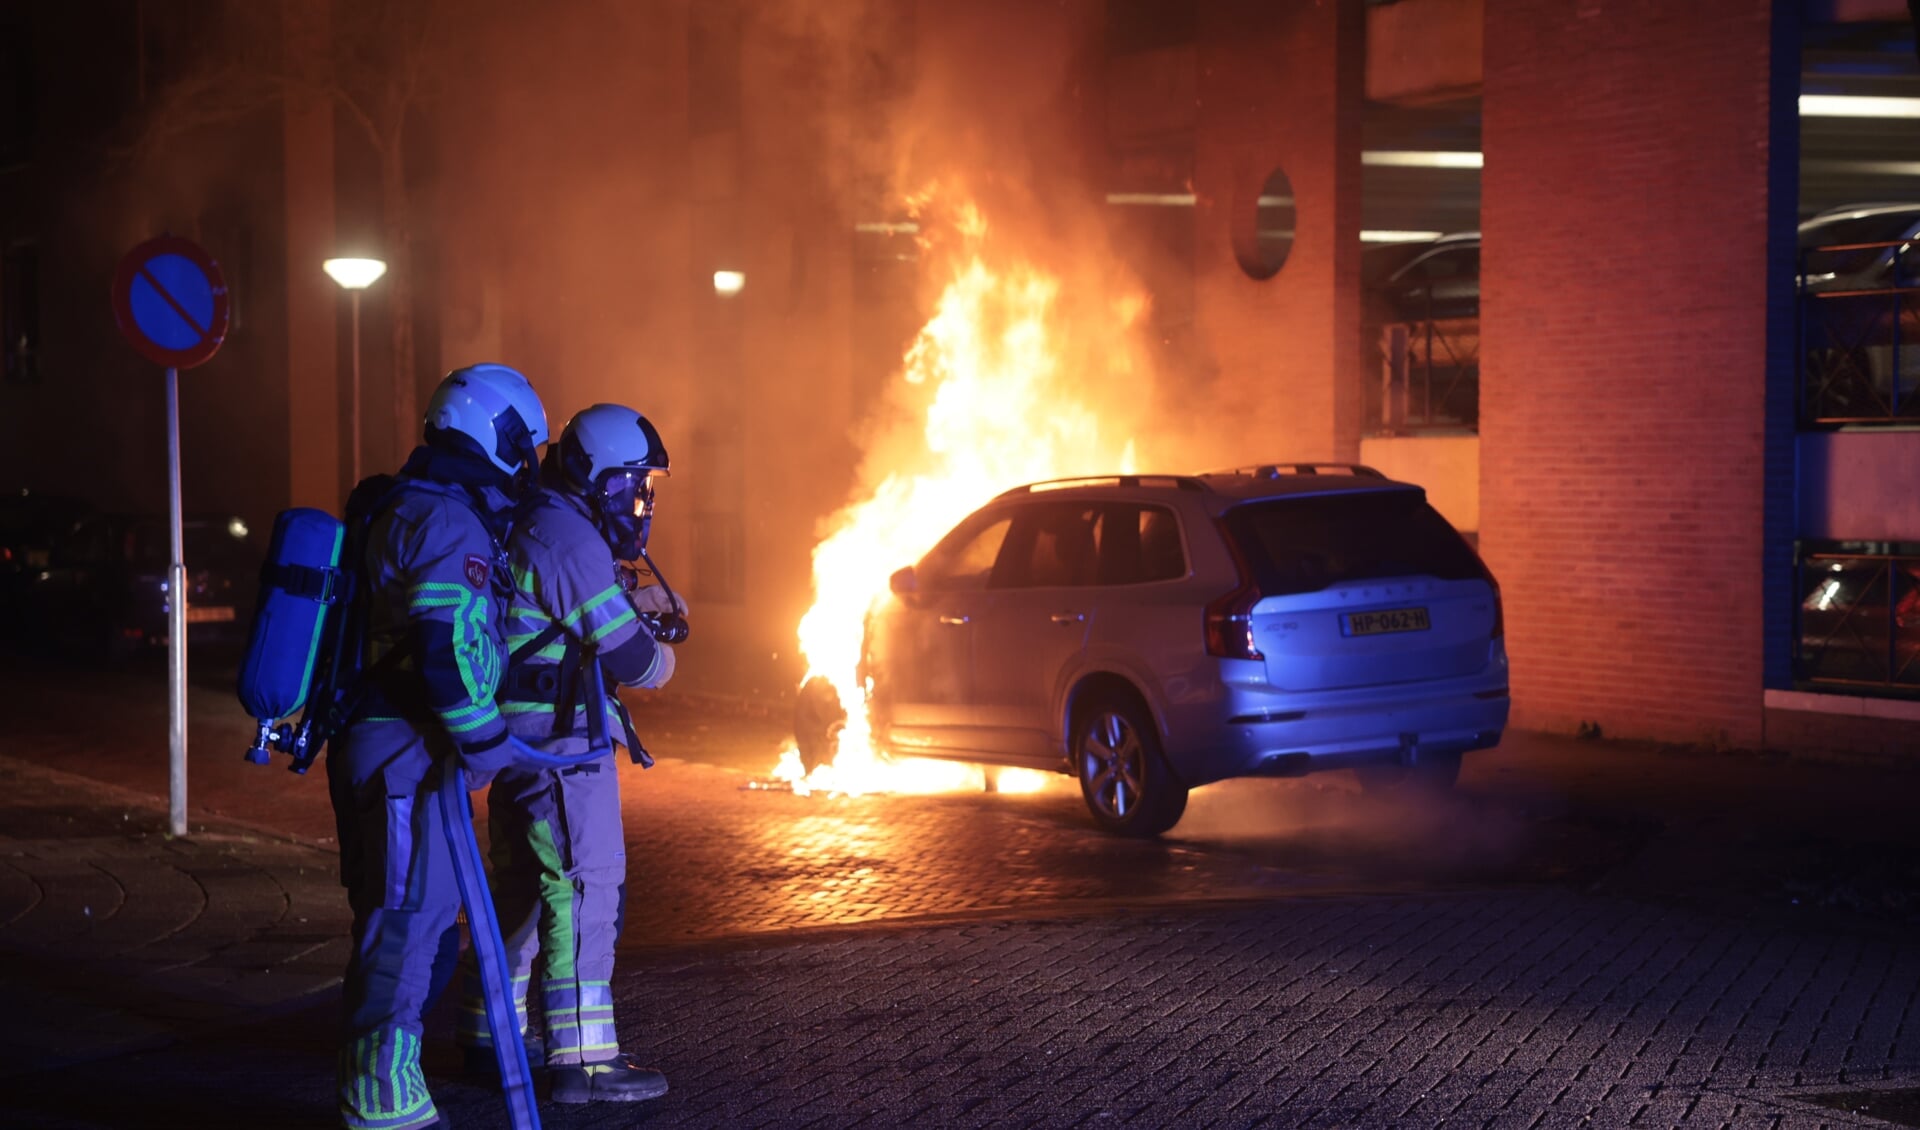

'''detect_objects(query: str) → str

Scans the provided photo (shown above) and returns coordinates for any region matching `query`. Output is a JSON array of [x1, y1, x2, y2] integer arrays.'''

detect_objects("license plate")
[[1344, 607, 1430, 636], [186, 605, 236, 624]]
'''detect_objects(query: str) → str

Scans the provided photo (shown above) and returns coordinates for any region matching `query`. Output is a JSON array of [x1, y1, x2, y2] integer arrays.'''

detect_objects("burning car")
[[794, 463, 1510, 837]]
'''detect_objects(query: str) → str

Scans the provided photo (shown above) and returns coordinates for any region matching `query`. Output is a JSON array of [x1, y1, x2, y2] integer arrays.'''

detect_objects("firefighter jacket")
[[500, 486, 670, 756], [356, 446, 517, 762]]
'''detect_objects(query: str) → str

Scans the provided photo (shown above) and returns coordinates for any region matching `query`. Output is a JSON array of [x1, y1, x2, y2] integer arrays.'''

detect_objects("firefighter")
[[454, 403, 678, 1104], [329, 363, 548, 1130]]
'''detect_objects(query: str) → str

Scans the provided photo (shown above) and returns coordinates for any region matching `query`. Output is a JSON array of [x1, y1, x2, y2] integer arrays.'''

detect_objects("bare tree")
[[122, 0, 448, 466]]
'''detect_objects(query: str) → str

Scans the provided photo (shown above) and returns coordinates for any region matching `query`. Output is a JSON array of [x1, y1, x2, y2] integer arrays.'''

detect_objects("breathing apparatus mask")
[[594, 470, 687, 643], [549, 405, 688, 644]]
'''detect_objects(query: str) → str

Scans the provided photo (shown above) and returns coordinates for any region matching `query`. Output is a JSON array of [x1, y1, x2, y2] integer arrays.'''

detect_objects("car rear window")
[[1223, 490, 1485, 596]]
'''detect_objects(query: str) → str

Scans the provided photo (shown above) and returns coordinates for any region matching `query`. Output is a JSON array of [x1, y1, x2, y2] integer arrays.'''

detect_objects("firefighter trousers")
[[456, 755, 628, 1065], [329, 720, 465, 1130]]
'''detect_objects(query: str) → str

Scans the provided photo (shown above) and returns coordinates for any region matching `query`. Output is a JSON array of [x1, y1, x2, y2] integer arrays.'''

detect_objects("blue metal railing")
[[1798, 240, 1920, 426], [1794, 543, 1920, 696]]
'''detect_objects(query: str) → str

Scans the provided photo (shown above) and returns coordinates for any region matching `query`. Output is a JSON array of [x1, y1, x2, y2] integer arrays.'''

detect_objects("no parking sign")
[[111, 235, 230, 369], [110, 234, 231, 839]]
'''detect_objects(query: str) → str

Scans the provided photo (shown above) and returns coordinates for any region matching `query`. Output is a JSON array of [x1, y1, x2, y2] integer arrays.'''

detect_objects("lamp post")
[[323, 257, 388, 486]]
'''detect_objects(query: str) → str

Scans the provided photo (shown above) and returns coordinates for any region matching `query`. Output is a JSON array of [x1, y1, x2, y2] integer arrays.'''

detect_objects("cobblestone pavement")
[[4, 891, 1919, 1128], [0, 756, 349, 1077], [2, 655, 1919, 1128]]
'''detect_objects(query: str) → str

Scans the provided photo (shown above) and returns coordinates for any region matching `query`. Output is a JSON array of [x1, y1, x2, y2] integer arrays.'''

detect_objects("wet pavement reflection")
[[0, 661, 1672, 950], [615, 744, 1646, 949]]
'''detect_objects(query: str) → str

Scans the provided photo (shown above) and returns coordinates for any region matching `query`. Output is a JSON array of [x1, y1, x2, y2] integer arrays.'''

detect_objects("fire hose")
[[441, 764, 543, 1127]]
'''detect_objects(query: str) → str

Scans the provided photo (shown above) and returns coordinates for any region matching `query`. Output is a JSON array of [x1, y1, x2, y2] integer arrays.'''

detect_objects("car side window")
[[916, 512, 1014, 593], [1097, 504, 1187, 585], [992, 503, 1101, 589]]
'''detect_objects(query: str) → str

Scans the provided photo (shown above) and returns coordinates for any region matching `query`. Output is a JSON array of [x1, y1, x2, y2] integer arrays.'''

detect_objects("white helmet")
[[425, 363, 550, 477], [553, 404, 670, 559]]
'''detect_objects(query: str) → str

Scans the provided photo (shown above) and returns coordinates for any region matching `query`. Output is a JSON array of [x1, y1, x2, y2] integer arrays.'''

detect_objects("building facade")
[[4, 0, 1914, 752]]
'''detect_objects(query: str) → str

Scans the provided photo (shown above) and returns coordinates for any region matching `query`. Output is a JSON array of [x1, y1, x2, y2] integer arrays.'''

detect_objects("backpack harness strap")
[[261, 561, 354, 605], [499, 620, 646, 761]]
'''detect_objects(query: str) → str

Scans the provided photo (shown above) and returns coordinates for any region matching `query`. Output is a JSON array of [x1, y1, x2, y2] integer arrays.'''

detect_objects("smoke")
[[420, 1, 1226, 695], [434, 0, 693, 420], [1174, 775, 1543, 883], [753, 0, 1209, 510]]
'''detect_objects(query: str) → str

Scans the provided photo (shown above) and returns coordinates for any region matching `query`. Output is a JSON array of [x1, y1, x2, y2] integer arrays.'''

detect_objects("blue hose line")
[[440, 765, 542, 1130], [502, 733, 614, 769]]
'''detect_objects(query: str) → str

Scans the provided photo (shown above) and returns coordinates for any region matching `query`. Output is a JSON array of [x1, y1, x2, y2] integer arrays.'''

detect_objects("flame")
[[772, 189, 1155, 797]]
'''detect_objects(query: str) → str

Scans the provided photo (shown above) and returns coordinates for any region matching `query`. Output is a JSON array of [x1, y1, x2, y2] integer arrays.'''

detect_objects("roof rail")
[[1211, 462, 1387, 480], [994, 474, 1209, 499]]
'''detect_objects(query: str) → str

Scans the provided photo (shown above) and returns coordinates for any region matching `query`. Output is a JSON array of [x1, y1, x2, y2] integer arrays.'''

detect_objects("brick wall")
[[1480, 0, 1791, 746], [1191, 0, 1365, 467]]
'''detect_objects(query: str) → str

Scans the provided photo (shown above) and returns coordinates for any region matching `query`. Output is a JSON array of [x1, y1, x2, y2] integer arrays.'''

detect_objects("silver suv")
[[798, 464, 1509, 836]]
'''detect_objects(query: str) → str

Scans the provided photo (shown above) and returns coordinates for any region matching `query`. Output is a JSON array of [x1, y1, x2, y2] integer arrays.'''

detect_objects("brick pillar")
[[1479, 0, 1797, 747], [1192, 0, 1365, 466]]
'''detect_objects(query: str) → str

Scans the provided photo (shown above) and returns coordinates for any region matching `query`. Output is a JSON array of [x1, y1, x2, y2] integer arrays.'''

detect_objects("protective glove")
[[455, 731, 519, 786], [636, 642, 675, 689], [629, 584, 689, 618]]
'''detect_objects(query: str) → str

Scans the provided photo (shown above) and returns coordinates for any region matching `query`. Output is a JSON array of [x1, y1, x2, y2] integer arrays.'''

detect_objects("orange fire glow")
[[771, 189, 1160, 797]]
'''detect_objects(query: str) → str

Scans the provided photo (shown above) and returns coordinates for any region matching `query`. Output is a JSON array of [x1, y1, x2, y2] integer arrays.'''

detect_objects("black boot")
[[549, 1053, 669, 1104]]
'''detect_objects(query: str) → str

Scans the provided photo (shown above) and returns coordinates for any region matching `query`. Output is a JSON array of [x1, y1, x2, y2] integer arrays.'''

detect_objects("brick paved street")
[[1, 656, 1917, 1128], [5, 891, 1919, 1128]]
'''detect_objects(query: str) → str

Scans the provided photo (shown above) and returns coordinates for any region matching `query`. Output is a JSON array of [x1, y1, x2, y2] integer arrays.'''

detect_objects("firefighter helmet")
[[425, 363, 550, 478], [552, 404, 670, 560]]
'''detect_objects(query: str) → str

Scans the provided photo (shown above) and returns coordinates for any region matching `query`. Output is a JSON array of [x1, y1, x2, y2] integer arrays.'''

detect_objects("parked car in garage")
[[1362, 233, 1482, 430], [1798, 202, 1920, 293], [17, 510, 255, 661], [1368, 231, 1480, 324], [797, 464, 1509, 837], [1795, 543, 1920, 692], [1798, 203, 1920, 421]]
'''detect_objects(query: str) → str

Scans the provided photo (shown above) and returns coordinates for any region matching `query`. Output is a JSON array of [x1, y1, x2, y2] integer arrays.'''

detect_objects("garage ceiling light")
[[1799, 94, 1920, 119], [1362, 230, 1445, 243], [1106, 193, 1198, 206], [1361, 150, 1484, 169], [1805, 158, 1920, 177]]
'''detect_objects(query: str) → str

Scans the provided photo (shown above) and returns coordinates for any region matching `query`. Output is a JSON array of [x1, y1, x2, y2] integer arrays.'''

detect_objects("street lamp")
[[323, 257, 388, 486]]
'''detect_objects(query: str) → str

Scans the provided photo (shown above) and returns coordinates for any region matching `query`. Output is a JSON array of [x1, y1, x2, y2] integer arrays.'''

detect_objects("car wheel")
[[793, 676, 847, 773], [1072, 696, 1187, 837], [1354, 751, 1462, 796]]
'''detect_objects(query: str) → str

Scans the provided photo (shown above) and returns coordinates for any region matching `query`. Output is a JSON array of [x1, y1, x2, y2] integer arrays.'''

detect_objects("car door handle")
[[938, 614, 970, 626], [1050, 612, 1085, 624]]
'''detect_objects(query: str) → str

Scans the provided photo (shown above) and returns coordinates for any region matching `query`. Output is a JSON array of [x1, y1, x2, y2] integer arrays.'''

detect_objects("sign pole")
[[167, 364, 188, 838], [110, 234, 230, 841]]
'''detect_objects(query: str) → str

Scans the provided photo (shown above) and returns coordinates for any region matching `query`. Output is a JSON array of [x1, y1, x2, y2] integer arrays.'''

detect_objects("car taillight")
[[1488, 575, 1504, 639], [1205, 520, 1264, 660], [1205, 583, 1263, 660]]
